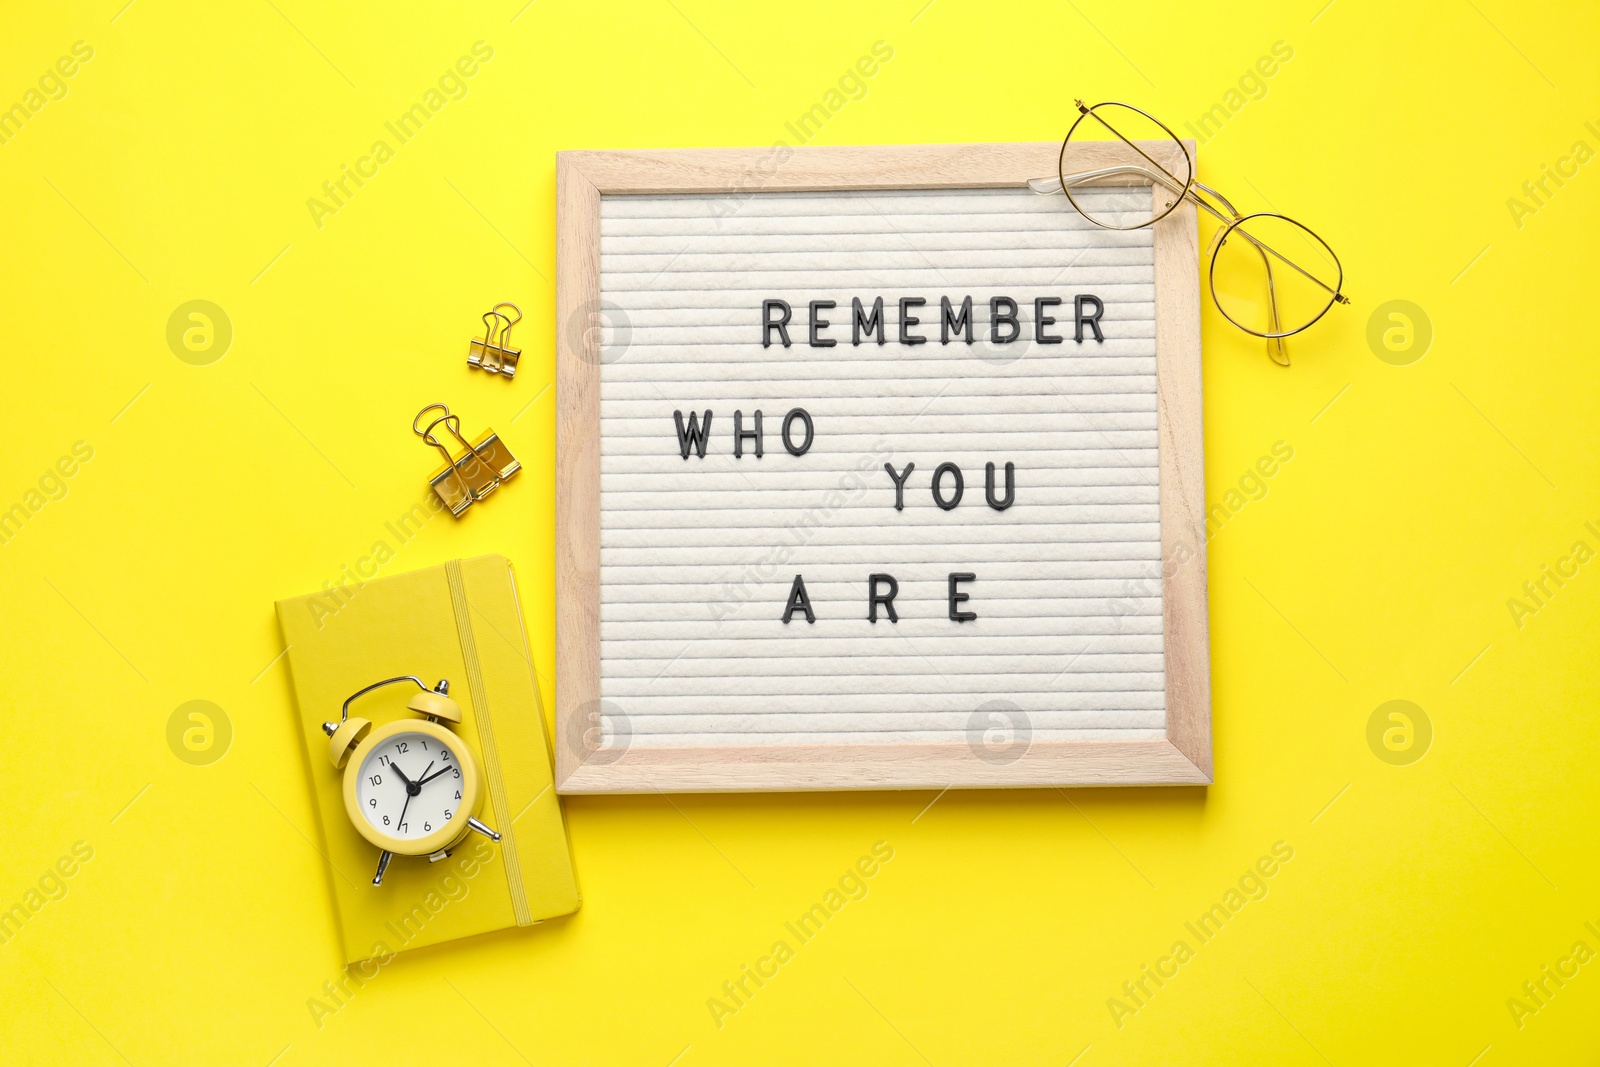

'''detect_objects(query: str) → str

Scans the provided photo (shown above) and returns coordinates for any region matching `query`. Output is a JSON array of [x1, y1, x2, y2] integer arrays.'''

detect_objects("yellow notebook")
[[276, 555, 579, 965]]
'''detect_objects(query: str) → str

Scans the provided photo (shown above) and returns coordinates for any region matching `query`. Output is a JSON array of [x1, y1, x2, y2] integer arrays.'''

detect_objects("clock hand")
[[417, 764, 456, 786], [389, 762, 414, 789], [395, 761, 432, 832]]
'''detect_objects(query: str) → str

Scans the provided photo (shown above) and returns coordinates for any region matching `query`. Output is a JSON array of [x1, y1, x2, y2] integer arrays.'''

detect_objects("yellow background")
[[3, 0, 1598, 1062]]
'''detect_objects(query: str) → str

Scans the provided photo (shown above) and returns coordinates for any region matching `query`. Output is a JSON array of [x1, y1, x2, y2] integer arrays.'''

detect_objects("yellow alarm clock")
[[322, 675, 501, 886]]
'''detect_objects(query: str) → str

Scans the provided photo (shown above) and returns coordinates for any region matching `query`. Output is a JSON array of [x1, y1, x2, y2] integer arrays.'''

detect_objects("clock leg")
[[466, 817, 502, 842], [372, 850, 393, 886]]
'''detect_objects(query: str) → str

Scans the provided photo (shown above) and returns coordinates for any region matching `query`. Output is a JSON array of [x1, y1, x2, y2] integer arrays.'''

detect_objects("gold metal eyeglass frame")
[[1029, 99, 1350, 367]]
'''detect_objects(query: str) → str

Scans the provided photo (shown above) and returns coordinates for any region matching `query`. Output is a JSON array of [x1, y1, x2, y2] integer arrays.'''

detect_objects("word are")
[[0, 841, 94, 947], [708, 841, 895, 1029], [0, 40, 94, 147], [782, 573, 980, 624], [1506, 927, 1599, 1030], [1108, 840, 1294, 1029], [760, 295, 1104, 347], [308, 41, 495, 229], [1, 439, 94, 548]]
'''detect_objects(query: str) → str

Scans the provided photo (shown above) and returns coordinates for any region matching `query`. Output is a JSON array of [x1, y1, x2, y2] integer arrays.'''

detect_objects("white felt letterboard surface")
[[555, 143, 1211, 793]]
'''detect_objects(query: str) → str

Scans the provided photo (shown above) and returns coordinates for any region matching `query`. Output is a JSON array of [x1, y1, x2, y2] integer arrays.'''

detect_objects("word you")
[[761, 295, 1105, 348], [1182, 41, 1294, 146], [0, 40, 94, 147], [307, 837, 494, 1028], [1, 440, 94, 548], [0, 841, 94, 947], [1108, 840, 1294, 1029], [1507, 118, 1600, 230], [1506, 923, 1600, 1030], [1505, 521, 1600, 630], [708, 841, 895, 1029], [308, 41, 495, 229]]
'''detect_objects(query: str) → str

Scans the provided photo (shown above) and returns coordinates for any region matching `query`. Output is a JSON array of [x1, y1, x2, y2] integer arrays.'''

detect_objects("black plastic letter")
[[809, 300, 837, 348], [782, 408, 814, 456], [985, 461, 1015, 510], [868, 573, 899, 623], [762, 300, 792, 348], [884, 462, 915, 511], [852, 297, 885, 345], [734, 409, 763, 458], [947, 572, 976, 622], [941, 296, 974, 344], [783, 575, 816, 624], [1034, 297, 1063, 344], [990, 297, 1020, 343], [1074, 294, 1105, 343], [931, 462, 964, 511], [899, 297, 927, 345], [673, 410, 713, 459]]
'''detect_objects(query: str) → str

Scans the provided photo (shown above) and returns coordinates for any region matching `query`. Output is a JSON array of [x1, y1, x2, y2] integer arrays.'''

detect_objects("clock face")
[[354, 731, 465, 842]]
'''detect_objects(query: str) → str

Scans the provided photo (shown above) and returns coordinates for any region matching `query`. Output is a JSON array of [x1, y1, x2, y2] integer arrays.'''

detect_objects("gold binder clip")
[[412, 403, 520, 517], [467, 302, 522, 378]]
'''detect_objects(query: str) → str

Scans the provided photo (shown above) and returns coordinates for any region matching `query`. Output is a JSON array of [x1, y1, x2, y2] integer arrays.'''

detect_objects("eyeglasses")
[[1029, 100, 1348, 366]]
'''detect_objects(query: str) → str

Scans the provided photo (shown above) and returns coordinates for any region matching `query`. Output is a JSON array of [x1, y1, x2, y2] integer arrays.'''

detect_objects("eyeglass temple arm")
[[1260, 250, 1289, 366], [1198, 182, 1289, 364], [1029, 167, 1240, 226]]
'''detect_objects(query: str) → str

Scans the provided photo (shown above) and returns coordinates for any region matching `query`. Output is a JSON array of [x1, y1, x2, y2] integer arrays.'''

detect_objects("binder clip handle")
[[486, 302, 521, 339], [468, 302, 523, 377], [412, 403, 520, 518], [413, 403, 501, 508]]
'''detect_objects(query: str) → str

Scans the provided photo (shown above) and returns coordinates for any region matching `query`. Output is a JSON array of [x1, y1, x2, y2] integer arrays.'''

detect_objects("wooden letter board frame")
[[555, 141, 1210, 794]]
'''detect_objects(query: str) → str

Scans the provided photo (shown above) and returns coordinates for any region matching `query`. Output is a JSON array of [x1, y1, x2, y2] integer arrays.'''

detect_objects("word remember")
[[760, 294, 1105, 348]]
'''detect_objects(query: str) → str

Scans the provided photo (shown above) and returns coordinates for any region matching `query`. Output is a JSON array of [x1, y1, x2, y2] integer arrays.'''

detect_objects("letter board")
[[555, 142, 1209, 793]]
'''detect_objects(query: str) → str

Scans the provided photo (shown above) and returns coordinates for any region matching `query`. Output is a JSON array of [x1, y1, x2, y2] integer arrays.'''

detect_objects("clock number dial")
[[355, 732, 464, 842]]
